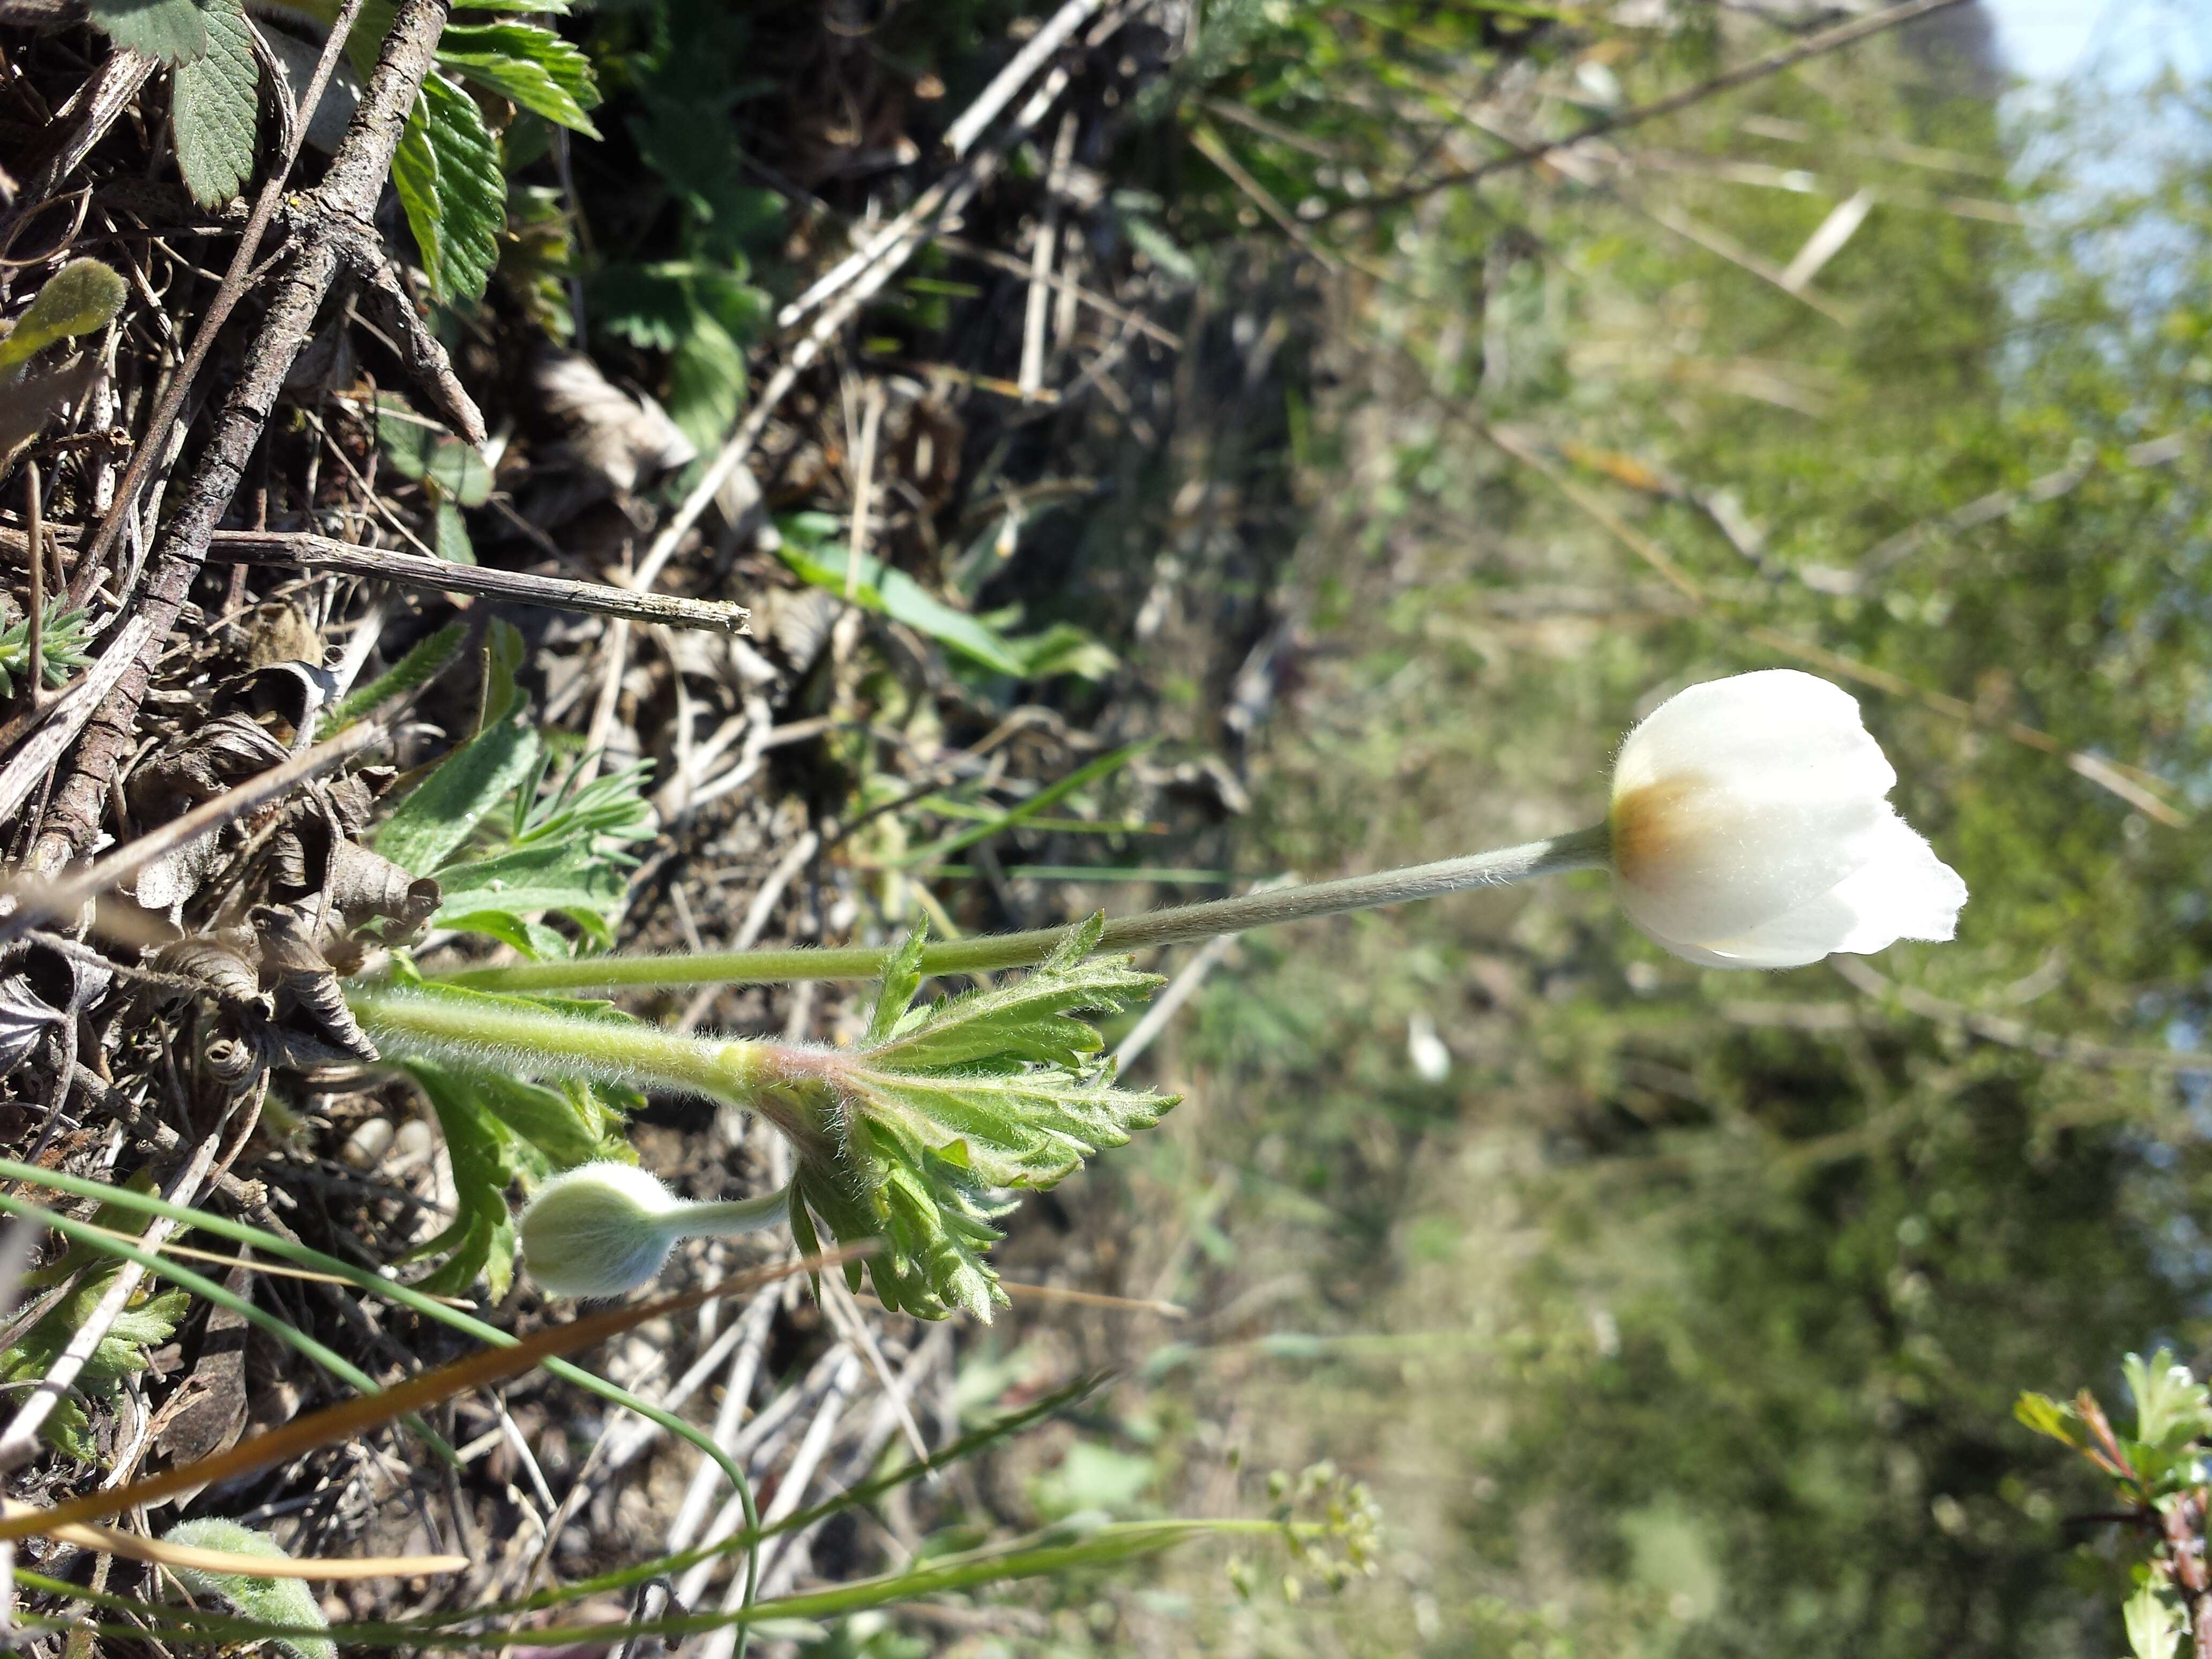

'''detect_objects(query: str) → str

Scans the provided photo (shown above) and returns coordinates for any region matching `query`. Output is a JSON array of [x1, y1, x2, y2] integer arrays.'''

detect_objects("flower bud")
[[519, 1162, 684, 1299], [519, 1161, 789, 1299], [1608, 669, 1967, 969]]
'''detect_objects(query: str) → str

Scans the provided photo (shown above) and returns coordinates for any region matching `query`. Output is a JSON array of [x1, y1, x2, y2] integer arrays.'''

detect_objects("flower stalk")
[[423, 826, 1617, 996]]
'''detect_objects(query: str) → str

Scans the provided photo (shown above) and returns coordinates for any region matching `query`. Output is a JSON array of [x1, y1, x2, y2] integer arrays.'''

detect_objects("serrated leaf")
[[434, 500, 475, 564], [375, 719, 540, 877], [863, 920, 1157, 1074], [794, 915, 1175, 1320], [376, 394, 492, 504], [867, 929, 929, 1044], [665, 307, 747, 452], [593, 261, 768, 451], [795, 1131, 1012, 1322], [172, 0, 258, 206], [87, 0, 208, 66], [438, 21, 600, 138], [0, 260, 128, 373], [851, 1064, 1174, 1190], [392, 73, 504, 304], [0, 1174, 192, 1456]]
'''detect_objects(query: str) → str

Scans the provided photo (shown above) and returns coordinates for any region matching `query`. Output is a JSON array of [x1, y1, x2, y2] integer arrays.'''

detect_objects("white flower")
[[1608, 669, 1967, 969]]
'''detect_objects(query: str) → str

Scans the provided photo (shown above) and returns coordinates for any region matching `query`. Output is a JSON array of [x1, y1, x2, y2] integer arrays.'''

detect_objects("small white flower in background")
[[1608, 669, 1967, 970], [1406, 1012, 1452, 1082]]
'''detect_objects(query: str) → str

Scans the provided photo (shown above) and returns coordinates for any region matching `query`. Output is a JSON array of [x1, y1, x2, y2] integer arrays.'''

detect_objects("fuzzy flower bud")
[[519, 1162, 783, 1299], [1608, 669, 1967, 969]]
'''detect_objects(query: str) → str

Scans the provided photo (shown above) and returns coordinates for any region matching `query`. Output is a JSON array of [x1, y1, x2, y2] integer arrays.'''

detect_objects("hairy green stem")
[[679, 1192, 793, 1236], [348, 992, 828, 1149], [428, 826, 1613, 994]]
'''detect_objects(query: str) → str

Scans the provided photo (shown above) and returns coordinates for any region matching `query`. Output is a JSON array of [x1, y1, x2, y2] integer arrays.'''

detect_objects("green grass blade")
[[892, 742, 1155, 869], [18, 1517, 1302, 1649], [0, 1193, 456, 1463], [0, 1156, 758, 1615]]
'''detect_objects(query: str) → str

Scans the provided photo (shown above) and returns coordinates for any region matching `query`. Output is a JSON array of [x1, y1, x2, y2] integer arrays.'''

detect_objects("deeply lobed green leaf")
[[793, 917, 1175, 1320]]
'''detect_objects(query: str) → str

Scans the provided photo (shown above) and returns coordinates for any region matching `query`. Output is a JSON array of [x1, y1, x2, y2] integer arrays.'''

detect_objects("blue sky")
[[1983, 0, 2212, 85]]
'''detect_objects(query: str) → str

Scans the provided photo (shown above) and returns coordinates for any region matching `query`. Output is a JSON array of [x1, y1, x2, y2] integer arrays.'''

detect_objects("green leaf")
[[0, 259, 128, 374], [0, 1177, 192, 1458], [2126, 1349, 2212, 1451], [391, 73, 504, 304], [477, 616, 526, 730], [433, 843, 631, 942], [896, 744, 1152, 870], [385, 982, 638, 1296], [438, 21, 600, 138], [795, 1130, 1013, 1323], [1119, 207, 1201, 288], [998, 622, 1120, 682], [171, 0, 258, 206], [796, 915, 1175, 1320], [86, 0, 208, 66], [434, 500, 475, 564], [325, 621, 466, 731], [2012, 1391, 2082, 1448], [858, 915, 1157, 1075], [865, 929, 929, 1045], [376, 394, 494, 505], [2126, 1581, 2184, 1659], [401, 1059, 526, 1299], [594, 262, 768, 451], [776, 540, 1026, 678], [665, 309, 748, 453], [374, 719, 540, 877], [0, 602, 94, 700], [159, 1521, 335, 1659], [425, 751, 654, 944]]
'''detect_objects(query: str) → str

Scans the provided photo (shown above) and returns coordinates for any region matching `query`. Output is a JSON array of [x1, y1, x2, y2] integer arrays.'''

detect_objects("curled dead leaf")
[[252, 904, 376, 1061]]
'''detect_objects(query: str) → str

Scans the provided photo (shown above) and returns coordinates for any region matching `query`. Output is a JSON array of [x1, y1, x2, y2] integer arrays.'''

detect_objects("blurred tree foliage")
[[1063, 4, 2212, 1656]]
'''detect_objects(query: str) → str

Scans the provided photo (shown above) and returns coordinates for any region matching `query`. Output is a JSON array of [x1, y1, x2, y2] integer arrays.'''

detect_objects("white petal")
[[1615, 670, 1893, 801], [1611, 670, 1904, 942], [1654, 813, 1969, 970]]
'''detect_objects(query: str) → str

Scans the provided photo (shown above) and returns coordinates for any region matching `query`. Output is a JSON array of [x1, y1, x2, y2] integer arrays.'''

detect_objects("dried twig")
[[1347, 0, 1976, 215], [0, 717, 385, 940], [25, 0, 455, 879], [205, 530, 751, 633]]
